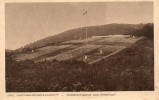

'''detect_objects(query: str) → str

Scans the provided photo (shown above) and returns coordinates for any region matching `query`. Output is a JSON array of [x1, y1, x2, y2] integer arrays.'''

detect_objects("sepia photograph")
[[5, 2, 154, 92]]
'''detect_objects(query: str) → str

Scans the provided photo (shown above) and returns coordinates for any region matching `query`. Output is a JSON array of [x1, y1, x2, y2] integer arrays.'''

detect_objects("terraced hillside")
[[36, 44, 102, 62], [14, 35, 143, 65]]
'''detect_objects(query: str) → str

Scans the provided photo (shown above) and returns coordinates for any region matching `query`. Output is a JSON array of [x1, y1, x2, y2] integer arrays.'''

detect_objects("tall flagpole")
[[85, 12, 87, 46], [82, 10, 88, 60], [85, 19, 88, 60]]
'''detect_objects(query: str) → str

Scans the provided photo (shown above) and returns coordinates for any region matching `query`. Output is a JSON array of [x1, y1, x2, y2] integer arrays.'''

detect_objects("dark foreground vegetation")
[[6, 38, 154, 92]]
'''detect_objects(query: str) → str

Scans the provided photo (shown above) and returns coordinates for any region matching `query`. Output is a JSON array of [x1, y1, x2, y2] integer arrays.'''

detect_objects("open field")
[[69, 36, 143, 64], [36, 44, 102, 62], [62, 37, 103, 44], [76, 45, 126, 63], [15, 35, 143, 64], [15, 45, 72, 61], [95, 36, 142, 46]]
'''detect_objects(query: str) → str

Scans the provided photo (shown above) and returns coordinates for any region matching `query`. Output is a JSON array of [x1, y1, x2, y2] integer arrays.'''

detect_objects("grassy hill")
[[6, 38, 154, 92], [15, 23, 144, 52], [5, 23, 154, 92]]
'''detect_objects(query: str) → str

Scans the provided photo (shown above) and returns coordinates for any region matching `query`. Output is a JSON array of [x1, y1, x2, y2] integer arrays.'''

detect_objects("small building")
[[84, 55, 87, 59], [100, 50, 103, 54], [31, 49, 34, 53]]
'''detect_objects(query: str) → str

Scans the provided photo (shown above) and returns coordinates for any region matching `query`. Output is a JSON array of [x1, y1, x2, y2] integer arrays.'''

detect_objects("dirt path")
[[88, 47, 126, 65]]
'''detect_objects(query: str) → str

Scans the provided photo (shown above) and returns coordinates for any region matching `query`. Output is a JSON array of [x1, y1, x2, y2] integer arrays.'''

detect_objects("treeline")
[[129, 23, 154, 39]]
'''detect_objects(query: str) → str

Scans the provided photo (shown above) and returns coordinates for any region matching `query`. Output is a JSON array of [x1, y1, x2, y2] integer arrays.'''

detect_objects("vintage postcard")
[[0, 0, 159, 100]]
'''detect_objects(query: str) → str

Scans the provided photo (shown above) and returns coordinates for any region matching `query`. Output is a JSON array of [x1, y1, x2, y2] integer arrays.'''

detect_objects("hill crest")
[[15, 23, 144, 52]]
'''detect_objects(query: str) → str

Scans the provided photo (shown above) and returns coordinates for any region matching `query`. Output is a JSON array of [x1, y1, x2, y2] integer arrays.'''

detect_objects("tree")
[[129, 23, 153, 40], [142, 23, 154, 39]]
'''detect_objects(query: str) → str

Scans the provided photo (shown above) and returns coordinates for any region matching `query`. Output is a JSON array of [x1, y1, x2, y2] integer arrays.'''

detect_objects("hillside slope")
[[16, 23, 144, 52]]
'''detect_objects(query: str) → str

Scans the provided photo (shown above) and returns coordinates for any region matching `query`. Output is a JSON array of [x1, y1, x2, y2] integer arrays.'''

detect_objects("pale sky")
[[5, 2, 153, 50]]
